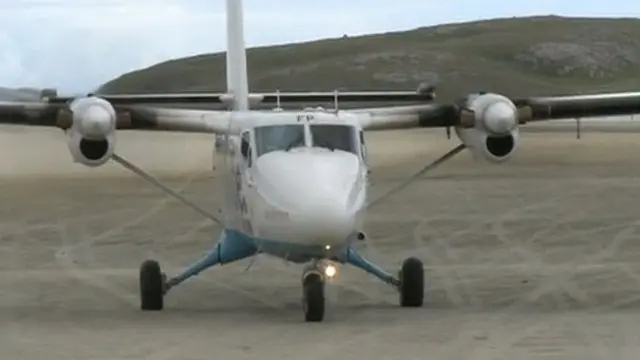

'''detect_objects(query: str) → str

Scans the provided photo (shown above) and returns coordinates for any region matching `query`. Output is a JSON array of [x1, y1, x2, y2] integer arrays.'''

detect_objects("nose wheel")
[[399, 257, 424, 307], [302, 271, 325, 322]]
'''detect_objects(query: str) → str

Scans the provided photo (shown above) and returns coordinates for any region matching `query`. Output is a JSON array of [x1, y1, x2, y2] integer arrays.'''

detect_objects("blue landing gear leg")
[[139, 230, 258, 311], [343, 247, 424, 307]]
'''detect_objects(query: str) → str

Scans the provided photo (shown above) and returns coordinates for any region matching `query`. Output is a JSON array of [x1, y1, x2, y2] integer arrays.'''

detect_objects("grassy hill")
[[0, 88, 41, 101], [98, 16, 640, 100]]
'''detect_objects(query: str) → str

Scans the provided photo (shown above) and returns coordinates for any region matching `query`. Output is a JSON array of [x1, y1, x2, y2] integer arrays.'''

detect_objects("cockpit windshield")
[[254, 124, 306, 157], [310, 124, 358, 154]]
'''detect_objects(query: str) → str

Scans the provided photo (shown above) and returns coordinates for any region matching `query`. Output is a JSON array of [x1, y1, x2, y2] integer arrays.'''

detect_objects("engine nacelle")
[[456, 127, 519, 163], [67, 131, 115, 167], [455, 93, 520, 163], [65, 96, 117, 167]]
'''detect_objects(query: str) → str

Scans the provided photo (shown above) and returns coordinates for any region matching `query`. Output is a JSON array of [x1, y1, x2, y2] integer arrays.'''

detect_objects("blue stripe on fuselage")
[[224, 229, 347, 264]]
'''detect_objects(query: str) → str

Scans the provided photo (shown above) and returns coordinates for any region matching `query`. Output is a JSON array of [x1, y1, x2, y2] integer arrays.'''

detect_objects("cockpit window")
[[254, 124, 306, 157], [310, 124, 357, 154]]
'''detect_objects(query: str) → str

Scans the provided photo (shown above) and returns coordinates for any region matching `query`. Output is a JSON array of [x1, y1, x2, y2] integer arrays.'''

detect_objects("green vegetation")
[[0, 87, 40, 101], [99, 16, 640, 100]]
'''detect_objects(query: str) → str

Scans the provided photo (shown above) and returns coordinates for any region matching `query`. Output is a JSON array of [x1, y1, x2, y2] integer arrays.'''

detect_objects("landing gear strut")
[[137, 231, 258, 313]]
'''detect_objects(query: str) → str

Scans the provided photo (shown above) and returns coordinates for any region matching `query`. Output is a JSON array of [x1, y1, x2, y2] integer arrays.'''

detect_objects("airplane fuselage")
[[216, 110, 369, 263]]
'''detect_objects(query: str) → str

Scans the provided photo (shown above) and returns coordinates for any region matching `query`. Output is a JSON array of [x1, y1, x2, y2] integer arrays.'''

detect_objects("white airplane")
[[3, 0, 640, 322]]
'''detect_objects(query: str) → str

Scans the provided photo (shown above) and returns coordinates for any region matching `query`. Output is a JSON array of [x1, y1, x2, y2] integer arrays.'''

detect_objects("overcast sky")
[[1, 0, 639, 94]]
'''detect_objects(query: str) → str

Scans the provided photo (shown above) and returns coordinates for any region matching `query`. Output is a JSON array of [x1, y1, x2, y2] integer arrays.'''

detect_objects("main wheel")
[[399, 257, 424, 307], [302, 273, 325, 322], [139, 259, 164, 311]]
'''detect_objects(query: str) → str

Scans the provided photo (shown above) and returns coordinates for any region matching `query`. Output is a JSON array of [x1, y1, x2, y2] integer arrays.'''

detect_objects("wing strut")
[[365, 144, 467, 209], [111, 153, 222, 226]]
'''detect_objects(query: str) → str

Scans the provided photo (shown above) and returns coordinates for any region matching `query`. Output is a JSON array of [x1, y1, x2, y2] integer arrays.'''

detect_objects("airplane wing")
[[51, 89, 435, 109], [0, 99, 232, 133], [2, 88, 640, 134], [0, 88, 436, 134], [2, 88, 640, 168], [352, 91, 640, 131]]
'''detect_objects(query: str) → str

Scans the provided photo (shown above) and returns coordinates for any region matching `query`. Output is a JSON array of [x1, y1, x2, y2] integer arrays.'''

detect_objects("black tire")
[[399, 257, 424, 307], [139, 259, 164, 311], [302, 273, 325, 322]]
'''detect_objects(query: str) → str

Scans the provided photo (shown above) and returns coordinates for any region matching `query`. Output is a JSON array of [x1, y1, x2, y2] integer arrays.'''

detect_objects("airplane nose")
[[303, 192, 353, 221], [291, 192, 356, 242], [270, 175, 357, 222], [255, 150, 363, 242]]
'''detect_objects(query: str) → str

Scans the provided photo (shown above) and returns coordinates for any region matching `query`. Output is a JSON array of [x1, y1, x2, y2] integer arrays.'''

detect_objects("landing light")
[[324, 264, 337, 278]]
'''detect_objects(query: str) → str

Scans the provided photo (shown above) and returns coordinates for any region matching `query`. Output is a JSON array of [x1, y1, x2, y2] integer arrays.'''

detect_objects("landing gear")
[[399, 257, 424, 307], [342, 247, 425, 309], [302, 272, 325, 322], [136, 230, 258, 313], [139, 259, 165, 311]]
